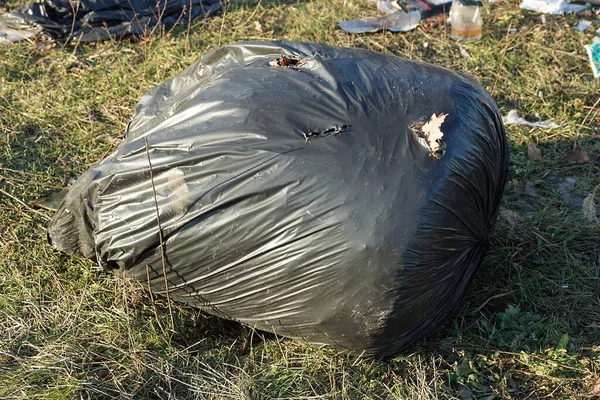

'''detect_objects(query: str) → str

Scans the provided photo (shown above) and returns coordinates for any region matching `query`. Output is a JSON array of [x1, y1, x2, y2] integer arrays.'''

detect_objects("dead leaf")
[[499, 207, 519, 228], [421, 13, 448, 29], [421, 113, 448, 158], [254, 21, 263, 33], [583, 189, 599, 225], [590, 376, 600, 398], [527, 141, 542, 161], [563, 148, 589, 164]]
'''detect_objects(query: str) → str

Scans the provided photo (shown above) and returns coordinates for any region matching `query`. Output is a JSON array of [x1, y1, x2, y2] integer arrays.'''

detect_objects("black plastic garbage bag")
[[0, 0, 221, 43], [47, 41, 509, 357]]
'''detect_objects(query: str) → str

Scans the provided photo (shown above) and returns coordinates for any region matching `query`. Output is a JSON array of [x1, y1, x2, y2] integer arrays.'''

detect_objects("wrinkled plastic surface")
[[0, 0, 221, 43], [48, 41, 509, 357]]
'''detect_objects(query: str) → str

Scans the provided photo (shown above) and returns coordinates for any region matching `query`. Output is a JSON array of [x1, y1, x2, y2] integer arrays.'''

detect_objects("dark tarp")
[[0, 0, 222, 43], [47, 41, 509, 357]]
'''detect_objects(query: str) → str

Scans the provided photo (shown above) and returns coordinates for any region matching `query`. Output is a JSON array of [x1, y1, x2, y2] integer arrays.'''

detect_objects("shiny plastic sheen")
[[48, 41, 509, 357], [0, 0, 221, 43]]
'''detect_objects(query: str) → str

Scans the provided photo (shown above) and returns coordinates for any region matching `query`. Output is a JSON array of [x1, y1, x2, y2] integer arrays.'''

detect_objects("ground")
[[0, 0, 599, 398]]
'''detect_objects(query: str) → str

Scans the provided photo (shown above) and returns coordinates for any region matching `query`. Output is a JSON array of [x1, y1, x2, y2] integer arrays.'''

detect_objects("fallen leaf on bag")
[[527, 141, 542, 161], [563, 148, 589, 164], [422, 113, 448, 159], [499, 208, 519, 228]]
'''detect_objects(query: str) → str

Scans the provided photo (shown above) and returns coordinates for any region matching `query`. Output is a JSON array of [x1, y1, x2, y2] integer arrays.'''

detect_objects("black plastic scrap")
[[0, 0, 222, 43], [47, 41, 509, 358]]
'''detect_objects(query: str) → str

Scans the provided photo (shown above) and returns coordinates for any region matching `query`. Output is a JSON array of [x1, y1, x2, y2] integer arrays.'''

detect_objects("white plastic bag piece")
[[502, 110, 560, 129], [520, 0, 589, 14]]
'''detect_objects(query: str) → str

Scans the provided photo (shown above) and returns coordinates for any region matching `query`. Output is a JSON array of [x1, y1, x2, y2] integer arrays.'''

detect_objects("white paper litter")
[[574, 20, 592, 31], [502, 110, 560, 129]]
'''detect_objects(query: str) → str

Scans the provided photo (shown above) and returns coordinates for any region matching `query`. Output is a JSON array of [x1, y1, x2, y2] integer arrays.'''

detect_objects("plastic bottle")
[[450, 0, 483, 42]]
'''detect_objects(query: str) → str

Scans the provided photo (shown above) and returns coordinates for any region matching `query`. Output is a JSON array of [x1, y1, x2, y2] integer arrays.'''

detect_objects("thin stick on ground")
[[579, 96, 600, 131], [217, 0, 228, 47], [491, 23, 515, 98], [144, 137, 175, 332], [0, 188, 51, 221], [120, 278, 134, 350], [146, 263, 165, 334]]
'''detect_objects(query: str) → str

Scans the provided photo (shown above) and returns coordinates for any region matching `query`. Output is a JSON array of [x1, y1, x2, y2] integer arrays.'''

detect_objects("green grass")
[[1, 0, 599, 398]]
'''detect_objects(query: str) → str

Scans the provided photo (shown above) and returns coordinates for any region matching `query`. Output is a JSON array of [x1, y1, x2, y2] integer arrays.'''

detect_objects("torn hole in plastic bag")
[[269, 55, 310, 68], [303, 124, 350, 143]]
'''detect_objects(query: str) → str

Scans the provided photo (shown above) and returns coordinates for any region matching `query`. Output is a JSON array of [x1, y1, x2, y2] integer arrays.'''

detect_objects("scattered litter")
[[377, 0, 403, 14], [563, 147, 589, 164], [339, 10, 422, 33], [460, 47, 472, 59], [584, 42, 600, 78], [254, 21, 263, 33], [594, 37, 600, 44], [0, 0, 222, 44], [527, 141, 543, 161], [420, 13, 449, 29], [450, 0, 483, 42], [520, 0, 590, 14], [502, 109, 560, 129], [574, 19, 592, 31], [561, 284, 569, 289], [0, 19, 37, 43], [339, 0, 452, 34]]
